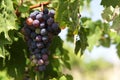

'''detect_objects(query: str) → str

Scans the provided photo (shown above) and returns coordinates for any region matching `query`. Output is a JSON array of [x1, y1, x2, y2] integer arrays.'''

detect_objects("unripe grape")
[[26, 18, 33, 26]]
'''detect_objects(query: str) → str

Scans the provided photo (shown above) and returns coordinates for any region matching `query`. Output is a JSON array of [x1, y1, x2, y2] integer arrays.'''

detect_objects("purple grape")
[[42, 36, 49, 43], [38, 65, 46, 71], [30, 32, 37, 39], [35, 35, 42, 42], [33, 10, 39, 15], [41, 48, 48, 54], [36, 13, 43, 21], [30, 41, 37, 49], [23, 9, 62, 72], [40, 28, 48, 35], [33, 48, 41, 54], [43, 14, 50, 21], [48, 9, 55, 18], [47, 17, 54, 26], [37, 59, 44, 65], [43, 8, 49, 14], [24, 27, 31, 36], [35, 53, 41, 59], [52, 23, 61, 35], [33, 20, 40, 27], [42, 54, 48, 61], [40, 22, 45, 28], [47, 26, 53, 32], [36, 42, 44, 49], [51, 23, 59, 30], [29, 13, 36, 19]]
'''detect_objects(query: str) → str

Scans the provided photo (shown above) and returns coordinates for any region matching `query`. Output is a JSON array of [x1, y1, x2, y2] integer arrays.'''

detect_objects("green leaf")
[[87, 27, 102, 50], [101, 6, 114, 22], [4, 37, 28, 80], [65, 74, 73, 80], [101, 0, 120, 7], [111, 15, 120, 34], [75, 40, 81, 54], [0, 0, 18, 40], [59, 76, 67, 80], [116, 43, 120, 58], [18, 5, 29, 13], [75, 27, 89, 55]]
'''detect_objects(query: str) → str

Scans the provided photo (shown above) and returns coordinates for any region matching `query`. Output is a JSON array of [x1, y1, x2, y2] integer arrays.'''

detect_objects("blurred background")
[[59, 0, 120, 80]]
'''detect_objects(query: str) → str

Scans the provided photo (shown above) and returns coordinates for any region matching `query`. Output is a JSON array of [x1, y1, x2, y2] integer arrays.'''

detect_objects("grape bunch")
[[22, 8, 61, 71]]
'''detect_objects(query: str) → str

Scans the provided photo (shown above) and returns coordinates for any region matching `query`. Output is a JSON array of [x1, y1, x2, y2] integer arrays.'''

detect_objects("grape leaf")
[[101, 0, 120, 7], [75, 27, 89, 55], [59, 76, 67, 80], [0, 0, 18, 40], [18, 5, 29, 13], [116, 43, 120, 58]]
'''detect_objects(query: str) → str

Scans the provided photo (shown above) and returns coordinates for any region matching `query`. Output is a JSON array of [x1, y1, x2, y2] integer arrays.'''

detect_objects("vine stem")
[[30, 1, 50, 10]]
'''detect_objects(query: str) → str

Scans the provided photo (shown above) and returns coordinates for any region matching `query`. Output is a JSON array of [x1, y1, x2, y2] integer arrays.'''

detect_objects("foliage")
[[0, 0, 120, 80]]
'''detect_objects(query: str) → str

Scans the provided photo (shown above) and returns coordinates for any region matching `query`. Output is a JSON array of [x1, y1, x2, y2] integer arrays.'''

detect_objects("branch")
[[30, 1, 50, 10]]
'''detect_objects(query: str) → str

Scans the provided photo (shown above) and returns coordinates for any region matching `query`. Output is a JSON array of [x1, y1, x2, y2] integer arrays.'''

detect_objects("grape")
[[40, 22, 45, 28], [26, 18, 33, 25], [43, 14, 50, 21], [36, 13, 43, 21], [23, 9, 61, 72], [31, 41, 37, 49], [24, 27, 31, 36], [42, 36, 49, 43], [47, 26, 53, 32], [43, 8, 49, 14], [52, 23, 61, 35], [35, 28, 40, 34], [35, 53, 41, 60], [38, 59, 44, 65], [52, 23, 59, 30], [48, 9, 55, 18], [38, 65, 46, 71], [35, 35, 42, 42], [34, 48, 41, 54], [47, 17, 54, 26], [36, 42, 44, 49], [40, 28, 48, 36], [30, 32, 37, 39], [42, 54, 48, 61], [41, 48, 48, 54], [33, 20, 40, 27], [30, 13, 36, 19]]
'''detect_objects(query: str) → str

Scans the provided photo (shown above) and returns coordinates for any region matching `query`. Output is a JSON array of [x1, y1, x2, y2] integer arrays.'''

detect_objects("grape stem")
[[15, 1, 50, 17], [30, 1, 50, 9]]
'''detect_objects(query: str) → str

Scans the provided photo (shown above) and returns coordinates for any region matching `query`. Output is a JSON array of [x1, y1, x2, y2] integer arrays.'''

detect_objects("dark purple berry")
[[36, 42, 44, 49], [41, 48, 48, 54], [42, 36, 49, 43], [33, 20, 40, 27], [38, 59, 44, 65], [40, 22, 45, 28], [35, 35, 42, 42], [47, 17, 54, 26], [43, 8, 49, 14], [38, 65, 46, 71], [42, 54, 48, 61], [48, 9, 55, 18], [40, 28, 48, 35], [30, 32, 37, 39]]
